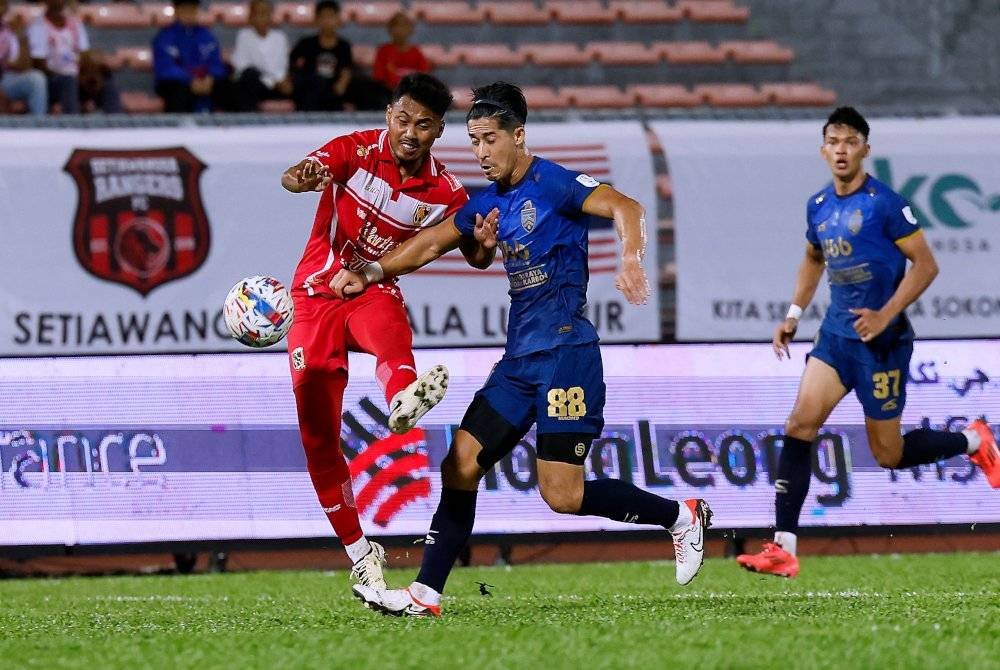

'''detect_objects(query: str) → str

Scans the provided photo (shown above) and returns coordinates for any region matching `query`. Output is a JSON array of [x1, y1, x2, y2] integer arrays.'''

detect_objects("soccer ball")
[[223, 275, 294, 348]]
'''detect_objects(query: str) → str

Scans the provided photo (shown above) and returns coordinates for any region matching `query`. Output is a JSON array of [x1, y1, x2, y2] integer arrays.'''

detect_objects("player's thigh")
[[287, 294, 349, 380], [440, 429, 488, 491], [536, 343, 606, 444], [459, 364, 536, 474], [536, 459, 585, 514], [787, 350, 849, 439], [852, 338, 912, 422], [343, 288, 413, 356], [864, 416, 904, 468]]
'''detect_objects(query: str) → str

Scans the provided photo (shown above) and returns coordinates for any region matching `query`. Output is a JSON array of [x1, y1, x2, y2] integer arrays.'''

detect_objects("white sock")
[[344, 536, 372, 564], [409, 581, 441, 606], [774, 531, 798, 556], [669, 503, 694, 533], [962, 428, 982, 454]]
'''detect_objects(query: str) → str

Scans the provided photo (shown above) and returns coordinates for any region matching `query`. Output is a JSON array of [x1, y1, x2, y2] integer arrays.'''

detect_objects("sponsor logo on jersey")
[[902, 205, 918, 225], [880, 399, 898, 412], [65, 147, 210, 297], [520, 199, 536, 232], [847, 209, 864, 234], [574, 442, 586, 457]]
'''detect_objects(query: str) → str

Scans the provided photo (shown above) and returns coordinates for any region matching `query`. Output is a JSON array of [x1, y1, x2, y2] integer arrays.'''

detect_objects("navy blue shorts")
[[808, 329, 913, 420]]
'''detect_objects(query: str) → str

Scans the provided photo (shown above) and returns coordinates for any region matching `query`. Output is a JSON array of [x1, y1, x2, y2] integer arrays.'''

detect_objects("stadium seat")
[[214, 3, 251, 27], [656, 174, 673, 199], [560, 85, 633, 109], [521, 43, 592, 67], [760, 83, 837, 106], [352, 44, 375, 68], [520, 86, 569, 109], [412, 2, 485, 25], [145, 3, 176, 27], [588, 42, 660, 66], [656, 41, 727, 65], [8, 4, 42, 24], [115, 47, 153, 72], [82, 4, 149, 28], [275, 1, 315, 26], [720, 40, 794, 64], [480, 2, 552, 26], [258, 99, 296, 113], [548, 1, 617, 25], [454, 43, 527, 67], [679, 1, 750, 23], [121, 91, 165, 114], [350, 2, 403, 26], [628, 84, 703, 107], [420, 44, 461, 68], [609, 0, 683, 24], [694, 83, 769, 107]]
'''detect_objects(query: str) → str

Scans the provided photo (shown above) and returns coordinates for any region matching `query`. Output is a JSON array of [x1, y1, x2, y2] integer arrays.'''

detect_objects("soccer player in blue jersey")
[[737, 107, 1000, 579], [332, 81, 713, 616]]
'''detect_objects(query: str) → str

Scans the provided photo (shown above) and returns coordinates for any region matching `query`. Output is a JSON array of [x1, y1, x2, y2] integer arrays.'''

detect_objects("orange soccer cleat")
[[968, 418, 1000, 489], [736, 542, 800, 578]]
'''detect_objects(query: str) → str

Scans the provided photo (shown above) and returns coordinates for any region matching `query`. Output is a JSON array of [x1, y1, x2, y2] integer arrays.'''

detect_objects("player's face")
[[385, 95, 443, 165], [821, 124, 870, 181], [468, 117, 525, 183]]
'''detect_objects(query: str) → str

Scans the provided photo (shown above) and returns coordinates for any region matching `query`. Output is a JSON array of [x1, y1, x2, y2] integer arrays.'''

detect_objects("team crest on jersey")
[[413, 203, 432, 226], [521, 200, 536, 232], [64, 147, 210, 297], [847, 209, 864, 234]]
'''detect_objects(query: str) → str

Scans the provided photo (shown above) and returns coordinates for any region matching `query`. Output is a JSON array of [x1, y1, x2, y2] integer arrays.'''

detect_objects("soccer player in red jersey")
[[280, 73, 487, 592]]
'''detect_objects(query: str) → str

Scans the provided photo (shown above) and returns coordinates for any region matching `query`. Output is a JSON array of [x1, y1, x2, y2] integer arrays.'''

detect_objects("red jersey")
[[293, 128, 467, 297], [372, 44, 431, 90]]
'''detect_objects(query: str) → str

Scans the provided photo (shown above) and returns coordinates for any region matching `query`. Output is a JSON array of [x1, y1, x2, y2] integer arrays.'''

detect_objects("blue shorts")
[[808, 329, 914, 420], [475, 341, 606, 438]]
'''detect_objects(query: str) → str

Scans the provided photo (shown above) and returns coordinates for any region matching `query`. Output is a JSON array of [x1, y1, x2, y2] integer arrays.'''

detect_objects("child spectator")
[[373, 11, 429, 92], [153, 0, 230, 113], [288, 0, 351, 111], [0, 0, 47, 115]]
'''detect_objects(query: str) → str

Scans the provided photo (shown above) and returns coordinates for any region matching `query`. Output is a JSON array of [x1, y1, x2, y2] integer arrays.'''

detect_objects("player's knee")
[[871, 441, 902, 468], [784, 415, 820, 441], [440, 448, 481, 489], [540, 485, 582, 514]]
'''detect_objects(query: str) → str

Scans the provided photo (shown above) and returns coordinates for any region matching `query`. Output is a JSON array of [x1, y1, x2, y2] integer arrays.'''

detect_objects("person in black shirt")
[[289, 0, 352, 111]]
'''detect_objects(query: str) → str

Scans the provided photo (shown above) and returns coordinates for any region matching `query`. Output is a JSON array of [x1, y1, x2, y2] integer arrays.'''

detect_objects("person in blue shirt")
[[152, 0, 229, 113], [331, 81, 713, 616], [737, 107, 999, 579]]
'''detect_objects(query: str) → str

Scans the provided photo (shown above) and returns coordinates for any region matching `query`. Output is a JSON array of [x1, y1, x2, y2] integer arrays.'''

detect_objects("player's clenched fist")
[[473, 208, 500, 249], [329, 269, 367, 298]]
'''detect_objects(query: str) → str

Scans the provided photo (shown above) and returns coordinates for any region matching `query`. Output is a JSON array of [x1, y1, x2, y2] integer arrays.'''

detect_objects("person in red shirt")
[[372, 11, 430, 92], [280, 73, 492, 594]]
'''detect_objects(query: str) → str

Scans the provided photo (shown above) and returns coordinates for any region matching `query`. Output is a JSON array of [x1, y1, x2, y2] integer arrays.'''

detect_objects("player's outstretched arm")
[[850, 230, 938, 342], [581, 184, 649, 305], [774, 243, 826, 359], [280, 158, 331, 193]]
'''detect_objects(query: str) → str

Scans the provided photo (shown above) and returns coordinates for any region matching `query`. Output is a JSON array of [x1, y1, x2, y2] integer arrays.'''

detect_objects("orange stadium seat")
[[145, 4, 175, 28], [588, 42, 660, 66], [549, 1, 617, 25], [121, 91, 165, 114], [721, 40, 794, 64], [520, 86, 569, 109], [215, 3, 251, 27], [349, 2, 403, 26], [760, 83, 837, 106], [480, 2, 552, 26], [115, 47, 154, 72], [609, 1, 683, 24], [521, 42, 592, 67], [275, 2, 315, 26], [694, 83, 769, 107], [560, 85, 633, 109], [82, 4, 149, 28], [656, 41, 727, 65], [258, 99, 296, 113], [412, 1, 485, 25], [454, 43, 527, 67], [679, 1, 749, 23], [352, 44, 375, 68], [629, 84, 703, 107], [420, 44, 461, 68]]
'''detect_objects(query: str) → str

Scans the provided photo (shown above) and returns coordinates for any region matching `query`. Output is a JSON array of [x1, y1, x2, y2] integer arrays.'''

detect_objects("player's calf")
[[388, 364, 449, 434]]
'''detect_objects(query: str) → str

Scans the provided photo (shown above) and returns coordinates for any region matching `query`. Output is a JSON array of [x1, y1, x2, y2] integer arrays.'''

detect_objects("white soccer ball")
[[223, 275, 294, 348]]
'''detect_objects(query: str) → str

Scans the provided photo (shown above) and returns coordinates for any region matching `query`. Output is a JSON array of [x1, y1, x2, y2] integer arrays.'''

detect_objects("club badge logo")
[[521, 199, 536, 232]]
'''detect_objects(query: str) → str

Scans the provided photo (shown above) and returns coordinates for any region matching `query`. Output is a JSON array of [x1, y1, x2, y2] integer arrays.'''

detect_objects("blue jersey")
[[455, 157, 601, 357], [806, 174, 920, 342]]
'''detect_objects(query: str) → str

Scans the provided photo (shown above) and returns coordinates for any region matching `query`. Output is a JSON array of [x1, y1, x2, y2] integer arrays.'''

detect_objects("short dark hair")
[[466, 81, 527, 131], [392, 73, 453, 119], [823, 106, 869, 141], [315, 0, 340, 15]]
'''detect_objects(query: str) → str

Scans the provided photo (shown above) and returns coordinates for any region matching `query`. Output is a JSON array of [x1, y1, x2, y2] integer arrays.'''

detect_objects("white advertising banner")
[[651, 117, 1000, 341], [0, 122, 657, 355]]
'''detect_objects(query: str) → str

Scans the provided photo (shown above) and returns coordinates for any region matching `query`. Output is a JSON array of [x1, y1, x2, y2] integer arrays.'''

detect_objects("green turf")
[[0, 552, 996, 670]]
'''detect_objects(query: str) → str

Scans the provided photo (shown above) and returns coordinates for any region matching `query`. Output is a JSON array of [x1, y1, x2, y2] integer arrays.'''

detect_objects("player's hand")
[[850, 307, 889, 343], [329, 269, 367, 299], [772, 318, 798, 360], [294, 159, 332, 192], [474, 208, 499, 249], [615, 253, 649, 306]]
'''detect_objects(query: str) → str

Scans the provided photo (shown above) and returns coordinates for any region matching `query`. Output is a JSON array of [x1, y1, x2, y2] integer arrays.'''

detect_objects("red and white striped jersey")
[[292, 128, 468, 298]]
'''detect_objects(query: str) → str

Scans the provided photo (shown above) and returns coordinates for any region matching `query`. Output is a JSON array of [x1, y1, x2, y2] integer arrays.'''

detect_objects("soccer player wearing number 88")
[[332, 82, 713, 616], [737, 107, 1000, 579]]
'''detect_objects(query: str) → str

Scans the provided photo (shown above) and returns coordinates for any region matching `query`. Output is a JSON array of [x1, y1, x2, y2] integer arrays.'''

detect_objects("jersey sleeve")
[[453, 199, 477, 237], [440, 170, 468, 220], [882, 192, 921, 242], [549, 163, 602, 216], [804, 200, 820, 248], [304, 133, 361, 184]]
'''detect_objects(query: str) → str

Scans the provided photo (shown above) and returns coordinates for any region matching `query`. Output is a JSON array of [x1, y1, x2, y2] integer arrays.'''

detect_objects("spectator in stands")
[[288, 0, 352, 111], [27, 0, 118, 114], [230, 0, 291, 112], [0, 0, 48, 115], [153, 0, 230, 113], [373, 11, 429, 92]]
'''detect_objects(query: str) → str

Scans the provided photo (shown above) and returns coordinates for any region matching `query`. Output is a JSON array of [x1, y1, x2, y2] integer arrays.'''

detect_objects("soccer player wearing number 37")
[[331, 82, 713, 617], [737, 108, 1000, 579]]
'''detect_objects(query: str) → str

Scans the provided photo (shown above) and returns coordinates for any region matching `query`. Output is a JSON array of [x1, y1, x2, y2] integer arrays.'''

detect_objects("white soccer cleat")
[[349, 541, 387, 590], [352, 584, 442, 618], [671, 498, 713, 586], [388, 365, 449, 434]]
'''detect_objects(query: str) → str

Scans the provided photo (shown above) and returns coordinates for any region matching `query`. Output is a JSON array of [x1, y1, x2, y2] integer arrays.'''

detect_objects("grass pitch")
[[0, 552, 996, 670]]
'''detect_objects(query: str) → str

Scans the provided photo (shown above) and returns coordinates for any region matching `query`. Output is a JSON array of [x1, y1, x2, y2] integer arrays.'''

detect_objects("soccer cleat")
[[352, 584, 442, 618], [349, 541, 387, 590], [968, 418, 1000, 488], [388, 364, 449, 434], [672, 498, 713, 586], [736, 542, 800, 578]]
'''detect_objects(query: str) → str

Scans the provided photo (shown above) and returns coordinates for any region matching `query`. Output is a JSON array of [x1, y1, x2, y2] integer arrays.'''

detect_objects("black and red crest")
[[64, 147, 210, 296]]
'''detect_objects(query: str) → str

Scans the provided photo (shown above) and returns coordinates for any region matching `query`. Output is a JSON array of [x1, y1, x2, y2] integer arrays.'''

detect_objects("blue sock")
[[775, 436, 812, 534], [577, 478, 681, 528], [415, 487, 477, 594], [898, 429, 967, 468]]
